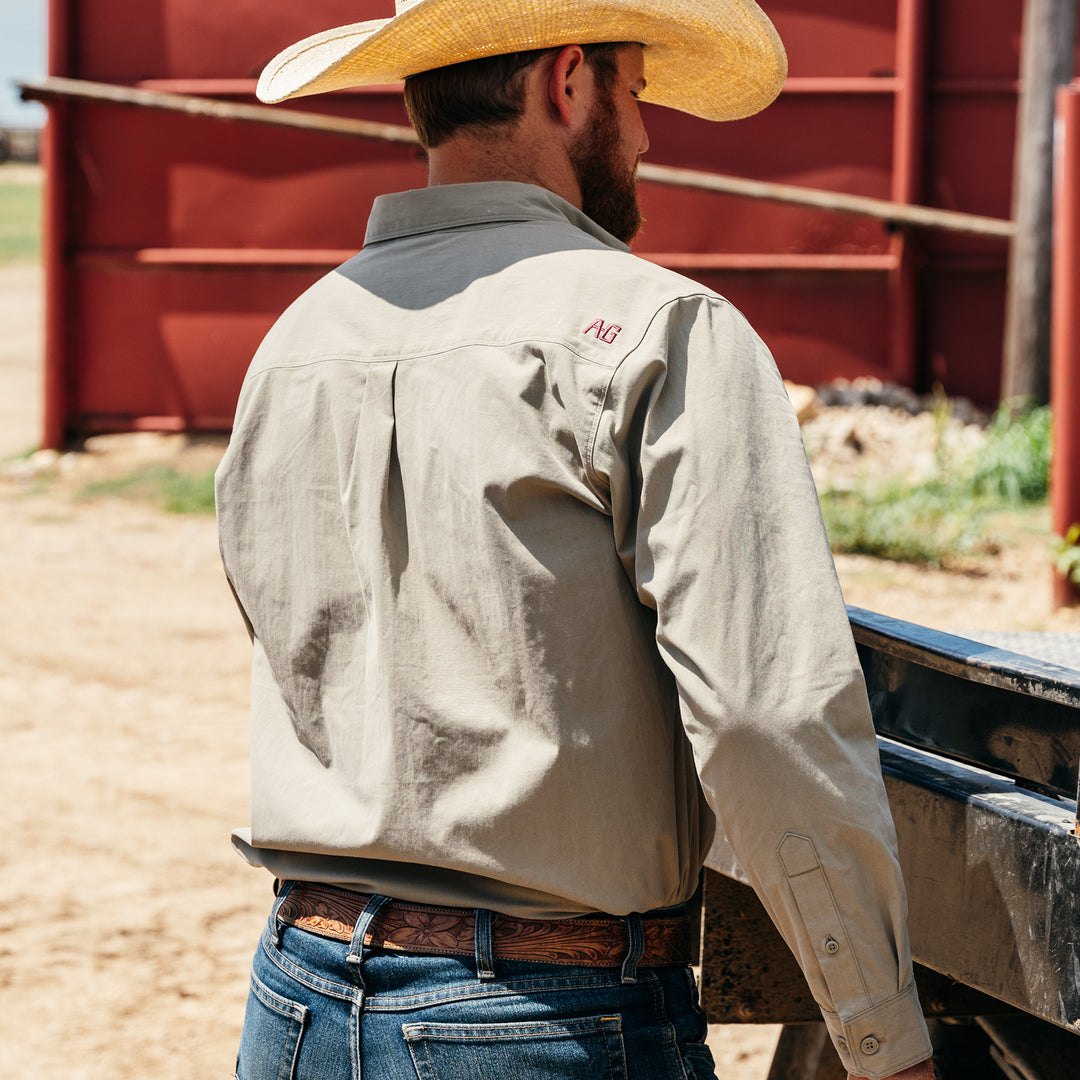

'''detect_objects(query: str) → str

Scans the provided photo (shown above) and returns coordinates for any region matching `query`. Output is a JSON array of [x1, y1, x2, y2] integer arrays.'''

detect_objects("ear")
[[546, 44, 590, 127]]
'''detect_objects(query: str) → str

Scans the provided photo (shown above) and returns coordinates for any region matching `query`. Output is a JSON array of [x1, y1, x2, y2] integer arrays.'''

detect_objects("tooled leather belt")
[[276, 881, 691, 968]]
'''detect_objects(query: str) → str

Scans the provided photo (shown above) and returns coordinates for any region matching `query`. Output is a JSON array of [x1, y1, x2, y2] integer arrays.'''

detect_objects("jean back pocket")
[[403, 1014, 628, 1080], [236, 971, 309, 1080]]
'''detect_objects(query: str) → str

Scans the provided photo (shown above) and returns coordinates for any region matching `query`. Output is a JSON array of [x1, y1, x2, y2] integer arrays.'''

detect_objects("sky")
[[0, 1, 46, 127]]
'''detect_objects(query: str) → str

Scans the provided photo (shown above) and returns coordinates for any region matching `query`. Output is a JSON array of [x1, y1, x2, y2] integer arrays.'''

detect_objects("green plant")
[[161, 469, 217, 514], [1053, 523, 1080, 586], [965, 403, 1051, 505], [77, 465, 216, 514], [819, 403, 1051, 566], [930, 382, 953, 475], [819, 479, 991, 566]]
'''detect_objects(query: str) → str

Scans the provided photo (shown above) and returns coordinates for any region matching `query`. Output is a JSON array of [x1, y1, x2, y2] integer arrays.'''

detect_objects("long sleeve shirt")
[[215, 181, 932, 1078]]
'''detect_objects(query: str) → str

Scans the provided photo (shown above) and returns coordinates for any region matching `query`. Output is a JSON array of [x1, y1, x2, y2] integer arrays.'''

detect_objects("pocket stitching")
[[249, 969, 309, 1023]]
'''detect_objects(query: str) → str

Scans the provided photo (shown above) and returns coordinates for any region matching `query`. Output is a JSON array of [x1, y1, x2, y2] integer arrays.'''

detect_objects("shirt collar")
[[364, 181, 631, 254]]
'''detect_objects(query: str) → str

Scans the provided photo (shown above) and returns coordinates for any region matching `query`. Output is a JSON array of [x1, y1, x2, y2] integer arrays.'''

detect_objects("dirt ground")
[[2, 257, 1078, 1080]]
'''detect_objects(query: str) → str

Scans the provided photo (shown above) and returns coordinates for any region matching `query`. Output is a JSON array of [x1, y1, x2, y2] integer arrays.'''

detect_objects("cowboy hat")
[[257, 0, 787, 122]]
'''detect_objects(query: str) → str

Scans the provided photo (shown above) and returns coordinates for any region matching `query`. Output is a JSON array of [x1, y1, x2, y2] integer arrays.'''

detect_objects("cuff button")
[[824, 936, 840, 954], [860, 1036, 880, 1056]]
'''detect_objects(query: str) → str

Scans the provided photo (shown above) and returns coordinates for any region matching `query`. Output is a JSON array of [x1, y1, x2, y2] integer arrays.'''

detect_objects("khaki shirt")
[[216, 181, 931, 1077]]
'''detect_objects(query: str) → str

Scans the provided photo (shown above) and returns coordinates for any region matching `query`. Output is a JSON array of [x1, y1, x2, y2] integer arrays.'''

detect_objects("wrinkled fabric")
[[216, 181, 931, 1078]]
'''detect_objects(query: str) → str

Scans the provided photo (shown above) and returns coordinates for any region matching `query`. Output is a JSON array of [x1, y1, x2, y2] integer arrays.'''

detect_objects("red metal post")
[[889, 0, 930, 389], [1051, 82, 1080, 607], [41, 0, 71, 449]]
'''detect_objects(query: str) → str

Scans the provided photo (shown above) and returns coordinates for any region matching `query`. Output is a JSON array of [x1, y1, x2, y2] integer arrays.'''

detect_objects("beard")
[[569, 94, 644, 245]]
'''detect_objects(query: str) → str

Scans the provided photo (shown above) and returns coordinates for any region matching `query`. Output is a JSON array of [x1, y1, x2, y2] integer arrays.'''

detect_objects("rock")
[[842, 425, 864, 454], [1, 448, 60, 482], [784, 381, 821, 425], [876, 384, 923, 414]]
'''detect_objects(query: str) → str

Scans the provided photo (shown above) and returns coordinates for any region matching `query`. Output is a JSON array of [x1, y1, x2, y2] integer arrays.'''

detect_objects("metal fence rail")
[[19, 75, 1016, 239]]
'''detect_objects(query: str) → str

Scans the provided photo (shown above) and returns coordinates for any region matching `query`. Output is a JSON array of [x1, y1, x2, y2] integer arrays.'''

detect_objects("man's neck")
[[425, 129, 581, 210]]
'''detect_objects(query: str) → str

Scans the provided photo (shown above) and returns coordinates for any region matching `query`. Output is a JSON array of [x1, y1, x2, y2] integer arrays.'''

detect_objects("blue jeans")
[[237, 884, 717, 1080]]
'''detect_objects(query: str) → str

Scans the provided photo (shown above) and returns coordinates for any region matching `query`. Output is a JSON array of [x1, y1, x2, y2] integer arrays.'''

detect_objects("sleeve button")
[[824, 936, 840, 954], [860, 1036, 880, 1055]]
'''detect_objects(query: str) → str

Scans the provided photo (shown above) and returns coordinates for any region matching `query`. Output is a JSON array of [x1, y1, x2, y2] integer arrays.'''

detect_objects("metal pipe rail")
[[852, 607, 1080, 805], [18, 76, 1016, 239], [702, 608, 1080, 1077]]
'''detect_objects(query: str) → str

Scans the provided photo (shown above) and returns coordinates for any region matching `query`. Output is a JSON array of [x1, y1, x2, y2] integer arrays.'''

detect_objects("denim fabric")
[[236, 893, 716, 1080]]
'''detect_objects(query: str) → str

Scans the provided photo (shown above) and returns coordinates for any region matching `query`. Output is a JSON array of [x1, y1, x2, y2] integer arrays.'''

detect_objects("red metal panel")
[[44, 0, 424, 441], [929, 0, 1024, 81], [70, 1, 381, 83], [925, 97, 1017, 224], [69, 267, 321, 431], [637, 95, 895, 256], [772, 0, 898, 78], [638, 182, 893, 257], [42, 2, 1059, 444], [692, 270, 894, 387], [922, 271, 1008, 394], [64, 100, 421, 251], [915, 2, 1022, 404]]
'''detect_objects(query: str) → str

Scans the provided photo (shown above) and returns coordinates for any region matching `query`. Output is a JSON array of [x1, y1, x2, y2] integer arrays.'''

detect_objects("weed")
[[161, 469, 217, 514], [820, 403, 1052, 566], [77, 465, 216, 514], [965, 404, 1051, 505], [1053, 524, 1080, 586], [819, 481, 991, 566]]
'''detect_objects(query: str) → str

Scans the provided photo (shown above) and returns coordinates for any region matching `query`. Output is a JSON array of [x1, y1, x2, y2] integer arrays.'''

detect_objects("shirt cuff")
[[820, 983, 933, 1079]]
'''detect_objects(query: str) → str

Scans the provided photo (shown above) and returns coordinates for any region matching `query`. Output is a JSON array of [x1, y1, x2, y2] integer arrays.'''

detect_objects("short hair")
[[403, 43, 626, 149]]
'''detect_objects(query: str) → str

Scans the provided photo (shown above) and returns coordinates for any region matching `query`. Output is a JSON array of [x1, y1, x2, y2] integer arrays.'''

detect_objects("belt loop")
[[621, 913, 645, 985], [346, 893, 391, 967], [474, 908, 496, 982], [268, 879, 296, 947]]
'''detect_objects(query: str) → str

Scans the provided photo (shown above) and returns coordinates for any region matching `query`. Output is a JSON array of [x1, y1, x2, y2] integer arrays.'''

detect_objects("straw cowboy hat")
[[257, 0, 787, 122]]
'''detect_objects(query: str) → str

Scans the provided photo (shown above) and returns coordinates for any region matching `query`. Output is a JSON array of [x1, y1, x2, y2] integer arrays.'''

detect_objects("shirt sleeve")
[[596, 293, 933, 1079]]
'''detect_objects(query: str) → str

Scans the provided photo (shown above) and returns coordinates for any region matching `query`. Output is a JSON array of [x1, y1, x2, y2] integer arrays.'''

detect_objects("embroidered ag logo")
[[583, 318, 622, 344]]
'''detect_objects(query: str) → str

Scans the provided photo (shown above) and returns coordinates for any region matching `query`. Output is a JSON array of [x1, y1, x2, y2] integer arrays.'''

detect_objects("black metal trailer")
[[701, 608, 1080, 1079]]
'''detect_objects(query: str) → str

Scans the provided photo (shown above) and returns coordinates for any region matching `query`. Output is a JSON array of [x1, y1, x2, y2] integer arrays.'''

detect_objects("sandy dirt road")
[[2, 258, 1078, 1079]]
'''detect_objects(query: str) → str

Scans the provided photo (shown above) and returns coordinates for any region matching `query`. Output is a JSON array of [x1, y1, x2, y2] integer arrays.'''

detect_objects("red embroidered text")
[[583, 319, 622, 344]]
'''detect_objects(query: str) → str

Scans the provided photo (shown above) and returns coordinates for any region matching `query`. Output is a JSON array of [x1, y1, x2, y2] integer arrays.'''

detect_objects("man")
[[216, 2, 936, 1078]]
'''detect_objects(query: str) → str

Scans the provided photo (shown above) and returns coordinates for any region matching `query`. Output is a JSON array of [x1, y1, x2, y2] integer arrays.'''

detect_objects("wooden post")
[[1001, 0, 1077, 407]]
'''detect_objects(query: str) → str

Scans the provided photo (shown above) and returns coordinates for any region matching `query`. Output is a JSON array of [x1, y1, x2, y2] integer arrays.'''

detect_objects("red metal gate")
[[37, 2, 1062, 445]]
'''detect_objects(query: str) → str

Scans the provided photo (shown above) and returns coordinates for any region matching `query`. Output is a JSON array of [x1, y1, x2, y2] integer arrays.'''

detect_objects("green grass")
[[0, 177, 41, 264], [819, 481, 993, 565], [819, 405, 1052, 566], [963, 403, 1051, 504], [77, 465, 217, 514]]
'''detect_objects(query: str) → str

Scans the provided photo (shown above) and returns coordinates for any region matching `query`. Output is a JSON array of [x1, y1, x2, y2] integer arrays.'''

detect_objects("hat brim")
[[257, 1, 787, 122]]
